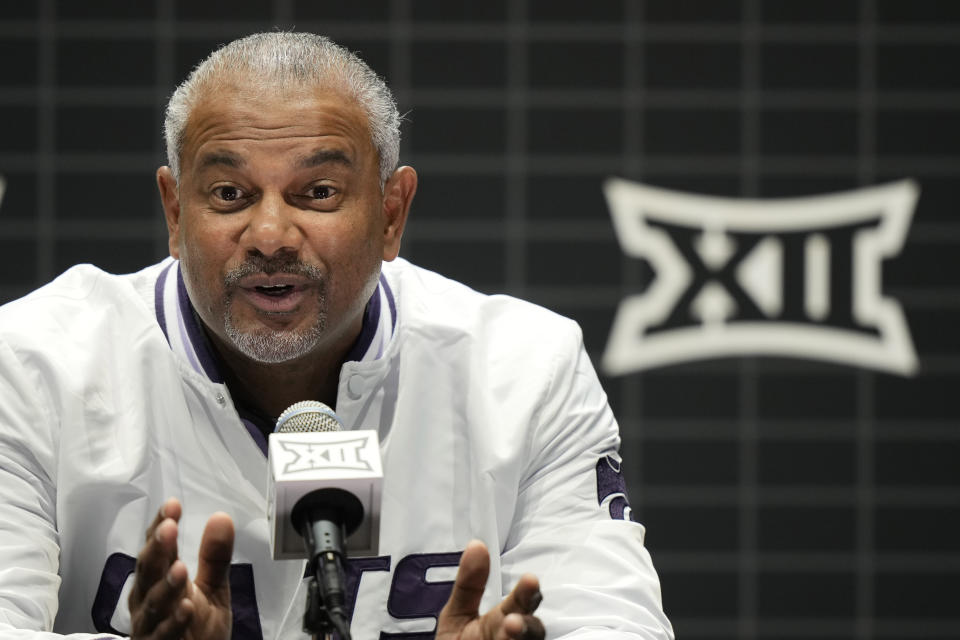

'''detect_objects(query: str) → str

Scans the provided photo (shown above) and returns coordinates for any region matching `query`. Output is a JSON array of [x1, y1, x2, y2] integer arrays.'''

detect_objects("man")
[[0, 33, 673, 639]]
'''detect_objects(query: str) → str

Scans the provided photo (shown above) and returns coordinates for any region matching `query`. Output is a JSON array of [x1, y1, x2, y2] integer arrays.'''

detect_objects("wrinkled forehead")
[[180, 79, 378, 173]]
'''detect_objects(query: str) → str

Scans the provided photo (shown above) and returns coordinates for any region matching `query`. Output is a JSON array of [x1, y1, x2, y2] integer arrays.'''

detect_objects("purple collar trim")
[[177, 269, 224, 384], [172, 270, 391, 376], [154, 262, 174, 346], [240, 417, 269, 455], [343, 277, 382, 363], [380, 272, 397, 333], [155, 263, 393, 456]]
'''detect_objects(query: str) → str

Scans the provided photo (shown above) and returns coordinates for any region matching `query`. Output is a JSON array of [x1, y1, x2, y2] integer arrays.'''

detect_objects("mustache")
[[223, 254, 325, 288]]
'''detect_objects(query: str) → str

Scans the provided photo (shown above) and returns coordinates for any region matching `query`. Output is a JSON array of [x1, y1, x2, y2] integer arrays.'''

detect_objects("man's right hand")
[[437, 540, 545, 640], [128, 497, 235, 640]]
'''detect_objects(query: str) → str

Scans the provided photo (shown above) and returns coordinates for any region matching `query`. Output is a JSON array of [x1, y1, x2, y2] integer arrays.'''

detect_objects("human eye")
[[210, 184, 251, 210], [212, 185, 245, 202], [307, 184, 336, 200], [296, 183, 340, 210]]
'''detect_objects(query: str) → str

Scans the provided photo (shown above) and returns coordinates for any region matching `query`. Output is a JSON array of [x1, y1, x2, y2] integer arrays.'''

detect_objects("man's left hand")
[[437, 540, 545, 640]]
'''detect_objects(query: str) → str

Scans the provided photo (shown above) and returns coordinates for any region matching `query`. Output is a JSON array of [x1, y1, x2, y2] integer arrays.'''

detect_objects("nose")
[[240, 192, 303, 257]]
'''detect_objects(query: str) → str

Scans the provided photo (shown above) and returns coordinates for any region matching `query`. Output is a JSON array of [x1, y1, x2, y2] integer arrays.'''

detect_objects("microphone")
[[267, 401, 383, 559], [266, 400, 383, 639]]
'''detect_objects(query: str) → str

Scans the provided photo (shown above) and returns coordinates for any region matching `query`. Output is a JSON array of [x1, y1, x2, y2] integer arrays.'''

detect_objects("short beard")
[[222, 254, 327, 364]]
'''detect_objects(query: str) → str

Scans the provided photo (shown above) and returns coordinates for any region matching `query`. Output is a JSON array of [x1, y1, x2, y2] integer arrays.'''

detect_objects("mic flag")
[[267, 401, 383, 559]]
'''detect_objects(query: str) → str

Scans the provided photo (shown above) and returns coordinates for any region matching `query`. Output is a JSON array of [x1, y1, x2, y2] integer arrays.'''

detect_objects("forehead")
[[181, 84, 377, 173]]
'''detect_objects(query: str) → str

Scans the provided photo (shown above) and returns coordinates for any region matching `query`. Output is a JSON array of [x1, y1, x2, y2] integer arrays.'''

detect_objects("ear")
[[157, 166, 182, 259], [380, 166, 417, 261]]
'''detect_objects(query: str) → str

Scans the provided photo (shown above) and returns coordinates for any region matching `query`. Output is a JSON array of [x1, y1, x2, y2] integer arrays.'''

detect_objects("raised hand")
[[128, 497, 235, 640], [437, 540, 545, 640]]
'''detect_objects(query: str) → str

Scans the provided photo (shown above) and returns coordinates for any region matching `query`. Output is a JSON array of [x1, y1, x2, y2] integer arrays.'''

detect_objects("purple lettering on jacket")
[[91, 552, 135, 634], [92, 553, 263, 639], [596, 455, 637, 522], [229, 563, 264, 639], [94, 551, 469, 639], [344, 556, 392, 622], [381, 552, 463, 640]]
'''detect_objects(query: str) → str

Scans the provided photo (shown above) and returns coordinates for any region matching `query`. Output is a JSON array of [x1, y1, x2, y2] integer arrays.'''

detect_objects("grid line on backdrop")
[[154, 0, 175, 259], [618, 0, 647, 525], [0, 1, 959, 638], [737, 1, 760, 638], [36, 0, 55, 298], [856, 1, 877, 638]]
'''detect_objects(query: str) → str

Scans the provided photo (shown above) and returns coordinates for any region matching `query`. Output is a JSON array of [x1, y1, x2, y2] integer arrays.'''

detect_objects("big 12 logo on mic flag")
[[267, 430, 383, 559], [279, 435, 376, 474], [602, 178, 919, 376]]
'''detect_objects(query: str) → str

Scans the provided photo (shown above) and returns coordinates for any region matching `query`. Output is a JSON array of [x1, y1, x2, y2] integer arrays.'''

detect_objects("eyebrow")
[[193, 148, 353, 173], [196, 150, 245, 172], [296, 149, 353, 169]]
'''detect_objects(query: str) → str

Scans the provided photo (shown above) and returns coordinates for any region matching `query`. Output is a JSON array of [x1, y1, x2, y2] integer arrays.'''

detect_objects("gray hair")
[[163, 32, 400, 186]]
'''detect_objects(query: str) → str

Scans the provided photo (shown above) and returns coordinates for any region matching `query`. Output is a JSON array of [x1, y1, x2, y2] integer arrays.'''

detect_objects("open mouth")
[[255, 284, 295, 297], [240, 282, 308, 314]]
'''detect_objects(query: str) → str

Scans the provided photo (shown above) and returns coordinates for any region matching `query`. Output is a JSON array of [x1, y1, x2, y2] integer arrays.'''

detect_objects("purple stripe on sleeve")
[[343, 283, 381, 363], [380, 272, 397, 332], [177, 268, 224, 383], [154, 262, 174, 345]]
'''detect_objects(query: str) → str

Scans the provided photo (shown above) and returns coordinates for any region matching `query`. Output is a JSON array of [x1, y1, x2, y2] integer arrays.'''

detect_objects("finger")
[[144, 498, 182, 544], [440, 540, 490, 622], [131, 512, 180, 607], [524, 615, 545, 640], [194, 512, 235, 600], [480, 573, 541, 640], [143, 597, 194, 640], [498, 574, 542, 616], [500, 613, 545, 640], [133, 498, 181, 602], [130, 559, 189, 636]]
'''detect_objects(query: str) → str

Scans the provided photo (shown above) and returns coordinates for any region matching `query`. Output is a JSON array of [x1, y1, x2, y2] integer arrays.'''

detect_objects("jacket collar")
[[153, 260, 396, 386]]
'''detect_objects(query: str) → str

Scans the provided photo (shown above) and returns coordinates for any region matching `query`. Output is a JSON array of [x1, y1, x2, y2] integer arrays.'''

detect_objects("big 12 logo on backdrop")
[[602, 178, 919, 376]]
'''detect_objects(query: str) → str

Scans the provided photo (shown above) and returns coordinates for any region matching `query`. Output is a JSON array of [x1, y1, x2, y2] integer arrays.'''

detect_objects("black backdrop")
[[1, 1, 958, 638]]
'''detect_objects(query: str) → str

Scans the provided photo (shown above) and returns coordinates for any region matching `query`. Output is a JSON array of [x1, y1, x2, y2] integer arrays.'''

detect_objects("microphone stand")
[[303, 551, 351, 640], [296, 496, 357, 640]]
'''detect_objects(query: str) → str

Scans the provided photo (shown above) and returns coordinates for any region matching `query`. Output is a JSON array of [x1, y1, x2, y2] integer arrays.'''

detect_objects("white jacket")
[[0, 257, 673, 640]]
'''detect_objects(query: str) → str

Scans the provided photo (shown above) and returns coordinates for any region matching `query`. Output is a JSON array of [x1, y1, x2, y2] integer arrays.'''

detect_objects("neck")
[[203, 317, 364, 423], [217, 347, 344, 420], [181, 278, 379, 425]]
